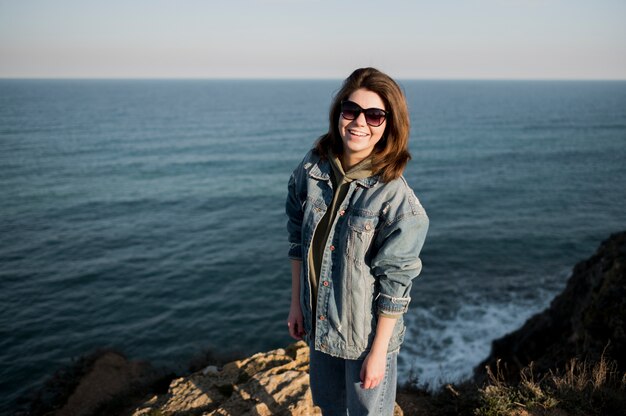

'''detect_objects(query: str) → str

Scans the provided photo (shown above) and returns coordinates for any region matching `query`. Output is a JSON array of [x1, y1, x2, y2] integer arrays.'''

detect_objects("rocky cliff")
[[475, 230, 626, 383], [49, 341, 403, 415], [130, 341, 323, 415], [25, 231, 626, 415]]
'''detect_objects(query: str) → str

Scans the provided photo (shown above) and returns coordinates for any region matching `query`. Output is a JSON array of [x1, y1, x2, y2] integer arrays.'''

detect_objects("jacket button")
[[365, 223, 372, 231], [329, 245, 335, 251], [319, 315, 326, 321], [322, 281, 329, 287]]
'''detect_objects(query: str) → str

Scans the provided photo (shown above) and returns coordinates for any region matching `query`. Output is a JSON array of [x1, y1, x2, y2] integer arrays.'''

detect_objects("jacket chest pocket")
[[346, 214, 379, 261]]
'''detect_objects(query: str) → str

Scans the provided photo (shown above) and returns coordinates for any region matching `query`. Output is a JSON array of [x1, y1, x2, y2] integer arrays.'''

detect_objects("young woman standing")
[[286, 67, 429, 415]]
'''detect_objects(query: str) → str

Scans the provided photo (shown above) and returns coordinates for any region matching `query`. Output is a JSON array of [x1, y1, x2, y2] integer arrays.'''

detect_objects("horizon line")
[[1, 76, 626, 82]]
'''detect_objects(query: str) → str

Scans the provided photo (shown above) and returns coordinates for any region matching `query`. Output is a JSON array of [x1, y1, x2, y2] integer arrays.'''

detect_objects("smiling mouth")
[[348, 129, 368, 137]]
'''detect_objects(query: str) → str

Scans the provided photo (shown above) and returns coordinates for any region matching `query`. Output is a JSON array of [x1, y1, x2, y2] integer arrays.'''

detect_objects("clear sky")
[[1, 0, 625, 79]]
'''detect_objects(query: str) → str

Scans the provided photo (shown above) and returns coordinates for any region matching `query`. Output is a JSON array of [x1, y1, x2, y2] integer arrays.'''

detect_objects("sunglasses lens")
[[341, 103, 359, 120], [364, 109, 386, 127]]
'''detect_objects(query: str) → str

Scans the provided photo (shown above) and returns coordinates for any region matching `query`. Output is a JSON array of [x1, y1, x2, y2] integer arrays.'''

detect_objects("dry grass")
[[399, 354, 625, 416], [475, 354, 625, 416]]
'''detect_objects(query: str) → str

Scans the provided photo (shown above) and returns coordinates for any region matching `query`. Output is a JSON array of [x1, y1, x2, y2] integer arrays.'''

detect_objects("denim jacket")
[[286, 149, 429, 360]]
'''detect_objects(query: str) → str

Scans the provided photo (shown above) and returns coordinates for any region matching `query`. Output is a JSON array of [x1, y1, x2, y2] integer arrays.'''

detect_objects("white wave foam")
[[399, 286, 560, 390]]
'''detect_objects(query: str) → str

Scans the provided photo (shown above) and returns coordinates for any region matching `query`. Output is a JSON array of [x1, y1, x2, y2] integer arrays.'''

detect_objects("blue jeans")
[[308, 339, 398, 415]]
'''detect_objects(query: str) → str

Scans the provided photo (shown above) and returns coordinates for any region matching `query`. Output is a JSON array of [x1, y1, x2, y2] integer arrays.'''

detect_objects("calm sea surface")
[[1, 79, 625, 410]]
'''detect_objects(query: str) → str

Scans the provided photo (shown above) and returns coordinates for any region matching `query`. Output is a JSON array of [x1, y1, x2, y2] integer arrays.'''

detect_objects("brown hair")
[[313, 67, 411, 183]]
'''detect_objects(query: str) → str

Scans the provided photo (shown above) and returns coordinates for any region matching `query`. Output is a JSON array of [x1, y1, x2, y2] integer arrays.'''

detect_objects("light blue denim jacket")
[[286, 149, 429, 360]]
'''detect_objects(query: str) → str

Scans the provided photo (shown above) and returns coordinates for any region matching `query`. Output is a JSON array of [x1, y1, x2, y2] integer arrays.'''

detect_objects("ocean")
[[1, 79, 625, 410]]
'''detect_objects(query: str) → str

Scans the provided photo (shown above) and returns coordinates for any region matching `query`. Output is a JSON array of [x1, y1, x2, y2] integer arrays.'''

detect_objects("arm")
[[372, 213, 429, 317], [286, 164, 306, 339], [361, 211, 429, 389], [287, 259, 305, 340], [360, 316, 396, 389], [286, 170, 304, 260]]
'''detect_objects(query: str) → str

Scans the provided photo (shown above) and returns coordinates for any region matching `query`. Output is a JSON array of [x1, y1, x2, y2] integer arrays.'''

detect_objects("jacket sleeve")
[[285, 161, 306, 260], [371, 210, 429, 317]]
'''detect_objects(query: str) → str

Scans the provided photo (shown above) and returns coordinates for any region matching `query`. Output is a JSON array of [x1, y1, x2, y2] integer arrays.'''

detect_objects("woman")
[[285, 67, 429, 415]]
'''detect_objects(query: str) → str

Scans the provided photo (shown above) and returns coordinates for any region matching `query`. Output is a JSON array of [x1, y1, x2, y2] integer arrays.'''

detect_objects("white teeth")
[[349, 129, 367, 137]]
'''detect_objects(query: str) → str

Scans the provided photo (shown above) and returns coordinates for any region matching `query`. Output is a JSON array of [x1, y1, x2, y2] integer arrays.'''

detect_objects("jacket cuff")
[[288, 243, 303, 260], [377, 311, 400, 319], [375, 292, 410, 316]]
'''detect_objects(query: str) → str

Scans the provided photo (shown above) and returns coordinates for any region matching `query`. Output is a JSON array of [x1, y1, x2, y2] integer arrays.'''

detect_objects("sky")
[[1, 0, 625, 79]]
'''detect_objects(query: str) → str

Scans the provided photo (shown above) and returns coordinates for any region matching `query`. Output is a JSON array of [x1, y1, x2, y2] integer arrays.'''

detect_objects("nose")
[[354, 111, 367, 126]]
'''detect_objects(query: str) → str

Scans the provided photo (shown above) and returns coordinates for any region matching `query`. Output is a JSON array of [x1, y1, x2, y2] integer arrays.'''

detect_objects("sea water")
[[1, 79, 625, 410]]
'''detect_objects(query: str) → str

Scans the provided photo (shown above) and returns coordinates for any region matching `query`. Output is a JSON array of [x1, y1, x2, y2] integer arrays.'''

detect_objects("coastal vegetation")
[[398, 353, 625, 415]]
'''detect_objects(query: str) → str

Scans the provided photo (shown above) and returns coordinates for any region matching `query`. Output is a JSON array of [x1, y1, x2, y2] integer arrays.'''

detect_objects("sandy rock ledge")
[[131, 340, 403, 416]]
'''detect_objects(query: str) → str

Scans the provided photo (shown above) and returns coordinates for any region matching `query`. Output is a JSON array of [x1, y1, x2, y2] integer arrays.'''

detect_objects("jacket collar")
[[308, 152, 380, 188]]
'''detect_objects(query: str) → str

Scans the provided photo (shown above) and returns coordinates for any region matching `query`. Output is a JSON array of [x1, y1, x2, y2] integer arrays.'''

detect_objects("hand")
[[360, 349, 387, 389], [287, 303, 305, 340]]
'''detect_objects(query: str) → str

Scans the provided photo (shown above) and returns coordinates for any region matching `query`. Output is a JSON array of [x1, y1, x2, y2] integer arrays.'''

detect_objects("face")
[[338, 88, 387, 166]]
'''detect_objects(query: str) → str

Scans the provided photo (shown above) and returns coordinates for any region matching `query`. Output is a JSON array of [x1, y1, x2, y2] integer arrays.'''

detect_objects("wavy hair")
[[313, 67, 411, 183]]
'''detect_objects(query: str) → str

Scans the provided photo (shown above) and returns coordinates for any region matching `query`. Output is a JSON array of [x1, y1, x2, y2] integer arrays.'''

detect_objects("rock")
[[203, 365, 219, 376], [131, 341, 319, 416], [55, 351, 157, 416], [475, 230, 626, 382], [132, 340, 404, 415]]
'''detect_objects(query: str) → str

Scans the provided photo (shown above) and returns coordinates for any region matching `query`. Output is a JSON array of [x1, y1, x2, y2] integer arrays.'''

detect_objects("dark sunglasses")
[[340, 100, 389, 127]]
